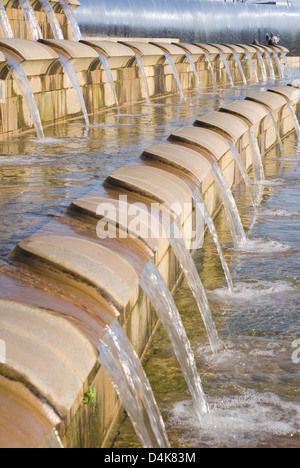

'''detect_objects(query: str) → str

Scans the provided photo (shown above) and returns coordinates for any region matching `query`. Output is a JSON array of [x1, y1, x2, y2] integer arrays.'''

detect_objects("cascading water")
[[249, 127, 265, 182], [164, 53, 184, 102], [211, 163, 247, 247], [168, 222, 221, 354], [204, 53, 217, 89], [256, 52, 267, 83], [264, 52, 276, 81], [18, 0, 43, 41], [99, 54, 120, 113], [219, 52, 234, 88], [186, 53, 201, 90], [135, 54, 151, 105], [58, 54, 90, 127], [192, 188, 234, 293], [140, 260, 209, 425], [271, 52, 284, 79], [0, 1, 13, 38], [39, 0, 64, 40], [59, 0, 82, 41], [280, 52, 292, 78], [231, 52, 247, 86], [286, 102, 300, 139], [4, 53, 44, 140], [229, 143, 256, 208], [268, 111, 285, 158], [98, 321, 170, 448], [244, 52, 259, 84]]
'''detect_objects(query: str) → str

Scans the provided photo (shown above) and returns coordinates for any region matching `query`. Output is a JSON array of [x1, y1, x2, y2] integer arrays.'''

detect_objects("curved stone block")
[[219, 100, 269, 126], [0, 299, 97, 418], [107, 165, 193, 219], [174, 43, 206, 58], [149, 41, 186, 63], [207, 43, 233, 55], [246, 90, 288, 111], [268, 85, 300, 102], [193, 43, 219, 55], [224, 44, 249, 54], [118, 41, 164, 66], [236, 44, 257, 54], [0, 38, 59, 75], [142, 142, 212, 185], [169, 126, 230, 161], [194, 111, 249, 142], [80, 39, 135, 68], [0, 375, 60, 448], [39, 39, 99, 72], [70, 196, 161, 254], [17, 235, 140, 313]]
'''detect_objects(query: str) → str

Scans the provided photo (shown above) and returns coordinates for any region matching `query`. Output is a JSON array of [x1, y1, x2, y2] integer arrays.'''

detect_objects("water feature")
[[59, 0, 82, 41], [58, 54, 90, 127], [134, 54, 151, 105], [271, 51, 284, 79], [40, 0, 64, 40], [4, 53, 44, 140], [286, 102, 300, 139], [219, 52, 234, 88], [192, 188, 234, 293], [280, 52, 292, 78], [98, 320, 170, 448], [99, 54, 120, 113], [229, 142, 256, 207], [204, 53, 217, 89], [140, 260, 209, 425], [168, 223, 221, 354], [18, 0, 43, 41], [268, 111, 285, 158], [0, 1, 13, 38], [185, 53, 201, 90], [264, 52, 276, 81], [249, 127, 266, 183], [164, 53, 184, 102], [231, 52, 247, 86], [256, 52, 267, 83], [211, 163, 247, 247], [244, 52, 259, 84]]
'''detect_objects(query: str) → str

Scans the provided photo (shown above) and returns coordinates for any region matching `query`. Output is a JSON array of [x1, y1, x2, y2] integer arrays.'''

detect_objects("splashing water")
[[18, 0, 43, 41], [140, 260, 209, 425], [0, 1, 13, 38], [164, 53, 184, 102], [40, 0, 64, 40], [135, 54, 151, 105], [58, 54, 90, 127], [98, 321, 170, 448], [212, 163, 247, 247], [193, 188, 234, 293], [59, 0, 82, 41], [4, 53, 44, 139]]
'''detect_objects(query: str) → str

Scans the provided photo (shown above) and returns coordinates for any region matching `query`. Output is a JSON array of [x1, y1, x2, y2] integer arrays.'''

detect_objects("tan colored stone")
[[268, 85, 300, 102], [80, 39, 135, 69], [169, 126, 230, 161], [175, 43, 205, 56], [107, 165, 193, 219], [224, 44, 249, 54], [0, 299, 97, 417], [236, 44, 257, 54], [194, 43, 219, 54], [40, 39, 99, 72], [207, 43, 233, 54], [194, 111, 249, 142], [246, 91, 287, 111], [270, 45, 289, 54], [149, 41, 185, 63], [18, 235, 140, 311], [220, 100, 269, 126], [142, 143, 212, 184], [118, 41, 164, 66]]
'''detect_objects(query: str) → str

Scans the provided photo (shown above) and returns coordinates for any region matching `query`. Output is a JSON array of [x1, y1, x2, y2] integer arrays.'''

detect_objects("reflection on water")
[[109, 133, 300, 448]]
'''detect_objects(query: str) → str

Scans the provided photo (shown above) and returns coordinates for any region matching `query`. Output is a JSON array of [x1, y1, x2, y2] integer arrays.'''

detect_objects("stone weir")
[[0, 36, 289, 139], [0, 83, 299, 448]]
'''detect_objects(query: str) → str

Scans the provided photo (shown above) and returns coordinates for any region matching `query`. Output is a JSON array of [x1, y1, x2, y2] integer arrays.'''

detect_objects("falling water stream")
[[140, 260, 209, 425], [99, 54, 120, 113], [98, 321, 170, 448], [59, 0, 82, 41], [256, 52, 267, 83], [268, 111, 285, 158], [39, 0, 64, 40], [164, 53, 184, 102], [18, 0, 43, 41], [271, 52, 284, 79], [204, 53, 217, 89], [135, 54, 151, 105], [280, 52, 292, 78], [219, 53, 234, 88], [264, 52, 276, 81], [232, 52, 247, 86], [186, 53, 201, 90], [0, 0, 13, 38], [229, 142, 256, 207], [286, 102, 300, 139], [244, 52, 259, 84]]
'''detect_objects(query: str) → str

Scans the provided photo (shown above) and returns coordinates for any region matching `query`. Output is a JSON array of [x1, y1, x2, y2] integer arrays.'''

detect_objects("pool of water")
[[110, 133, 300, 448]]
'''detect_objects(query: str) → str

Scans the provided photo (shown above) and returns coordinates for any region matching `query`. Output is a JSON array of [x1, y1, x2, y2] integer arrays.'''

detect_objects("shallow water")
[[109, 133, 300, 449]]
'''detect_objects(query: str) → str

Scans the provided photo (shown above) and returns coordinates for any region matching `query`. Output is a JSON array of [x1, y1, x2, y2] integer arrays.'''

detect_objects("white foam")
[[170, 389, 300, 447], [257, 208, 300, 218], [208, 280, 296, 302], [235, 238, 291, 253]]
